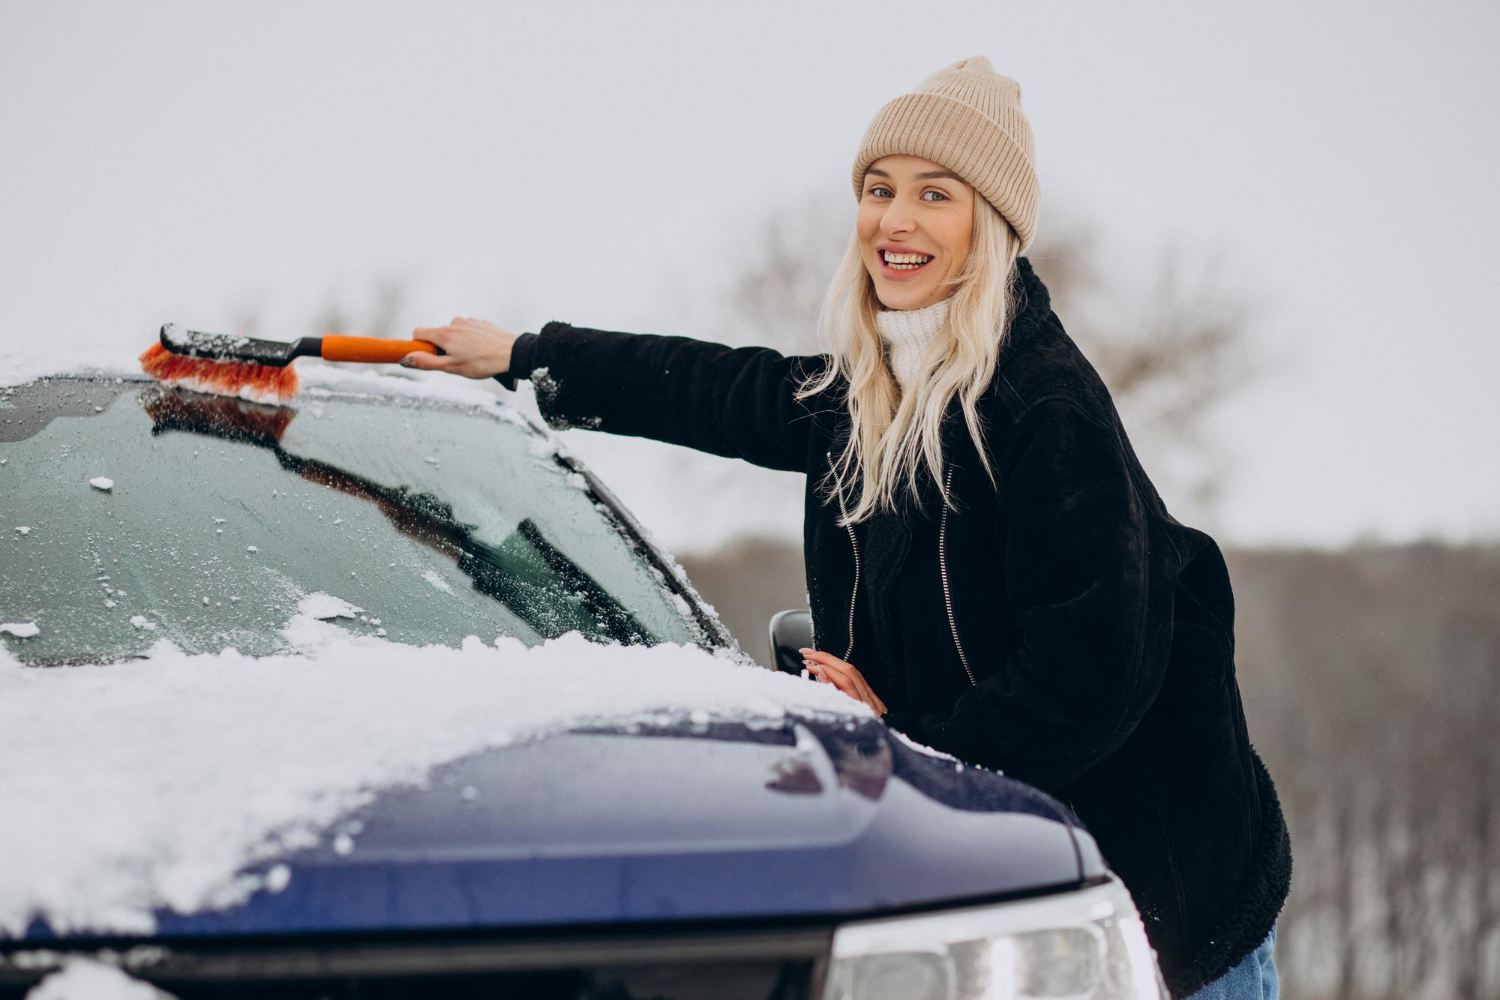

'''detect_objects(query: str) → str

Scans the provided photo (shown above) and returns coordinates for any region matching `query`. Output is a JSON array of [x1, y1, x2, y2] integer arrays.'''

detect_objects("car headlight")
[[824, 875, 1167, 1000]]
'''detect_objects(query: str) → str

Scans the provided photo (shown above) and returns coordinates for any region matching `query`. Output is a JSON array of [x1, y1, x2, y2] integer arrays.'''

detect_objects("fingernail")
[[399, 357, 414, 367]]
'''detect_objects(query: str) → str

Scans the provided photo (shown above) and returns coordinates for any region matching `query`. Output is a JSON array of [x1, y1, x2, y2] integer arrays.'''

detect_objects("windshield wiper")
[[141, 385, 652, 645]]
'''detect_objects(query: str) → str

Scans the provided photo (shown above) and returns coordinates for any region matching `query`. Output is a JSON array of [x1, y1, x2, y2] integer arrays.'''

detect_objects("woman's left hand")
[[800, 648, 887, 716]]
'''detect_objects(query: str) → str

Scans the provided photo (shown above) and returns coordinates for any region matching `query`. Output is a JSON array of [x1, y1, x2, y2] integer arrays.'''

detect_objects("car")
[[0, 365, 1168, 999]]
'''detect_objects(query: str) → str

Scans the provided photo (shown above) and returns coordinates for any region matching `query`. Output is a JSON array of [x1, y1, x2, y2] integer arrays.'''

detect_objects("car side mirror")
[[768, 608, 814, 675]]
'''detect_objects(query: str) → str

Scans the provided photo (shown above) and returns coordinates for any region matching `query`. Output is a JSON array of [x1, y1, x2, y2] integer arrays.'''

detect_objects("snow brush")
[[140, 323, 441, 404]]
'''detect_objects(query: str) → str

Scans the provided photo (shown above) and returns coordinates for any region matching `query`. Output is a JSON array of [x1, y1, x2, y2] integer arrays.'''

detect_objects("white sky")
[[3, 0, 1497, 549]]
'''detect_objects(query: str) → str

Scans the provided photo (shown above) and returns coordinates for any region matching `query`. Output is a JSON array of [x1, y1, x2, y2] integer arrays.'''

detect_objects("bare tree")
[[313, 276, 408, 341], [1027, 215, 1259, 528], [719, 191, 852, 355], [1229, 542, 1500, 999]]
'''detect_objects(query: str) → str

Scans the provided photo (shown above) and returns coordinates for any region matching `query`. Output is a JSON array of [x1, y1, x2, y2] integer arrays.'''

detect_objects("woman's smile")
[[876, 243, 936, 280]]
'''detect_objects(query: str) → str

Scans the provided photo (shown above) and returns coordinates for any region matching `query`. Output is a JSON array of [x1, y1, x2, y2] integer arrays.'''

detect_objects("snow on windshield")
[[0, 601, 867, 938], [2, 377, 711, 662]]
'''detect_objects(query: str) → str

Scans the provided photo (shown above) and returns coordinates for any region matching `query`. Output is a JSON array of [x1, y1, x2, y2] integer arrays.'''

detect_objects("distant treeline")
[[680, 539, 1500, 1000]]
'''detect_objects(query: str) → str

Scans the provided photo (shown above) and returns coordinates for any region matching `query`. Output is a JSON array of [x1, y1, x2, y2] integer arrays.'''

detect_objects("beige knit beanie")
[[852, 56, 1039, 251]]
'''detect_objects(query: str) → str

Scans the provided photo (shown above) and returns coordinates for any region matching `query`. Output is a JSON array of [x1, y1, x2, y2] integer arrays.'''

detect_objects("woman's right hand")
[[401, 317, 517, 379]]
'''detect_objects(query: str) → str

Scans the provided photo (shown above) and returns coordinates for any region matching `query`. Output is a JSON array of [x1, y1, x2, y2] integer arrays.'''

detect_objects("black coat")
[[501, 256, 1292, 998]]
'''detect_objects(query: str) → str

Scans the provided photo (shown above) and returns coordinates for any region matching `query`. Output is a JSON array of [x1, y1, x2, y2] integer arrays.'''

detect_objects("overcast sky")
[[3, 0, 1496, 551]]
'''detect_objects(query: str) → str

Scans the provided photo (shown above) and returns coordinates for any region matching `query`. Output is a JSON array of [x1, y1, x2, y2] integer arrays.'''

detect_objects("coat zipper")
[[940, 465, 978, 688], [834, 477, 861, 662]]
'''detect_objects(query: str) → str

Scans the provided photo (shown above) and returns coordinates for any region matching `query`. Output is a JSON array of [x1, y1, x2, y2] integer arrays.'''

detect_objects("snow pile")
[[295, 592, 362, 620], [294, 359, 509, 410], [1, 622, 40, 638], [23, 957, 172, 1000], [0, 352, 140, 389], [0, 602, 866, 937]]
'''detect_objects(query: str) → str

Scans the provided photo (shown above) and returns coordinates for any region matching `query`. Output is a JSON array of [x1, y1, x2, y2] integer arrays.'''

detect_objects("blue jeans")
[[1182, 922, 1278, 1000]]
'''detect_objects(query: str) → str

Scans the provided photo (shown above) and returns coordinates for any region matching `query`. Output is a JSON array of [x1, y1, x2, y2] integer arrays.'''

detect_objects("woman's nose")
[[881, 201, 918, 236]]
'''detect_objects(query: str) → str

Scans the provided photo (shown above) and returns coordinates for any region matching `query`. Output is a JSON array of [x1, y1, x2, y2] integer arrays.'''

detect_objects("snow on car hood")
[[0, 597, 867, 938]]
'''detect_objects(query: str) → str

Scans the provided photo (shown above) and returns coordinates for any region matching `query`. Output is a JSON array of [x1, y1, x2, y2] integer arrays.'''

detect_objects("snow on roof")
[[0, 599, 867, 938], [1, 351, 142, 390]]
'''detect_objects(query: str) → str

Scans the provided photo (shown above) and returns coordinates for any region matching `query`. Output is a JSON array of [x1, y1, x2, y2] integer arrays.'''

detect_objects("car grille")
[[1, 925, 832, 1000]]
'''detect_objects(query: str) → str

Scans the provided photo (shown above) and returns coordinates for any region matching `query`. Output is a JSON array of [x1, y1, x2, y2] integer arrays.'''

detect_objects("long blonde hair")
[[796, 197, 1023, 525]]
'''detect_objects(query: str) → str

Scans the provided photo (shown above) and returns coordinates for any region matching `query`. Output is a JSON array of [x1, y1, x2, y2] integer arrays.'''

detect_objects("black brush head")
[[159, 323, 304, 367]]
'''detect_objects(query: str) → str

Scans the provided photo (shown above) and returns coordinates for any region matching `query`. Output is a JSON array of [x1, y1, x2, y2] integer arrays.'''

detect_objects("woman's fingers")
[[400, 351, 456, 371], [850, 676, 886, 715], [800, 648, 886, 714], [805, 659, 861, 700], [803, 650, 868, 694], [838, 661, 887, 714], [804, 651, 861, 692], [850, 674, 886, 715], [412, 325, 454, 349], [804, 656, 857, 695], [405, 318, 516, 379]]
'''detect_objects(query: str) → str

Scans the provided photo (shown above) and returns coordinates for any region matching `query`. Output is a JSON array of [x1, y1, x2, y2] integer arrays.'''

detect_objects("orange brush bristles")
[[139, 342, 299, 404]]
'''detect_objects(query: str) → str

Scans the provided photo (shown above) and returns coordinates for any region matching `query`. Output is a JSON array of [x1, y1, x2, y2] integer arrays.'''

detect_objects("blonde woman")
[[407, 57, 1291, 1000]]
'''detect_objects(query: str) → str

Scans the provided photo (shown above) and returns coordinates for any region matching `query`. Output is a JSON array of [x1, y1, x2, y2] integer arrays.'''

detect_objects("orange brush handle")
[[320, 336, 438, 364]]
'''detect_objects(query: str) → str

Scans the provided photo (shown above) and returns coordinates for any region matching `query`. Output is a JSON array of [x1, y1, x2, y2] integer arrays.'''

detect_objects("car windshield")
[[0, 376, 709, 665]]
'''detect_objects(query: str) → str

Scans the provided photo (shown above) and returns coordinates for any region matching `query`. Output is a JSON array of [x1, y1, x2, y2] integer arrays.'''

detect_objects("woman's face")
[[857, 154, 975, 310]]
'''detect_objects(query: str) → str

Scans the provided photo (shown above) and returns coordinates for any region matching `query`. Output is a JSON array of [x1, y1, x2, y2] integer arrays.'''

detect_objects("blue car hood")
[[31, 716, 1102, 942]]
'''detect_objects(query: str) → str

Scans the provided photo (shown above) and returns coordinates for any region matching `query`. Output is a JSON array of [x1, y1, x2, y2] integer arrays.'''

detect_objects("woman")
[[403, 57, 1291, 1000]]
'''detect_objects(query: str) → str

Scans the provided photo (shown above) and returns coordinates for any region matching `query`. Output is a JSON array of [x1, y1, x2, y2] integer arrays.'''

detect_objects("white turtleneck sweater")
[[875, 296, 950, 393]]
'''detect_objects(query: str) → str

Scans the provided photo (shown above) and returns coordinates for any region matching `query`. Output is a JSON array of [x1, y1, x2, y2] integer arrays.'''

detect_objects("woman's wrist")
[[493, 331, 540, 391]]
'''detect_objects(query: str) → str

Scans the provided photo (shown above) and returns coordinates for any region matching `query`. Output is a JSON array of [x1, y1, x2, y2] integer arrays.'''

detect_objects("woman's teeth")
[[883, 251, 932, 270]]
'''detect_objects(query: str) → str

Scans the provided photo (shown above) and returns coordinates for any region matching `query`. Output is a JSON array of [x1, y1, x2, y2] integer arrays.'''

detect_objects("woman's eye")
[[866, 185, 947, 201]]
